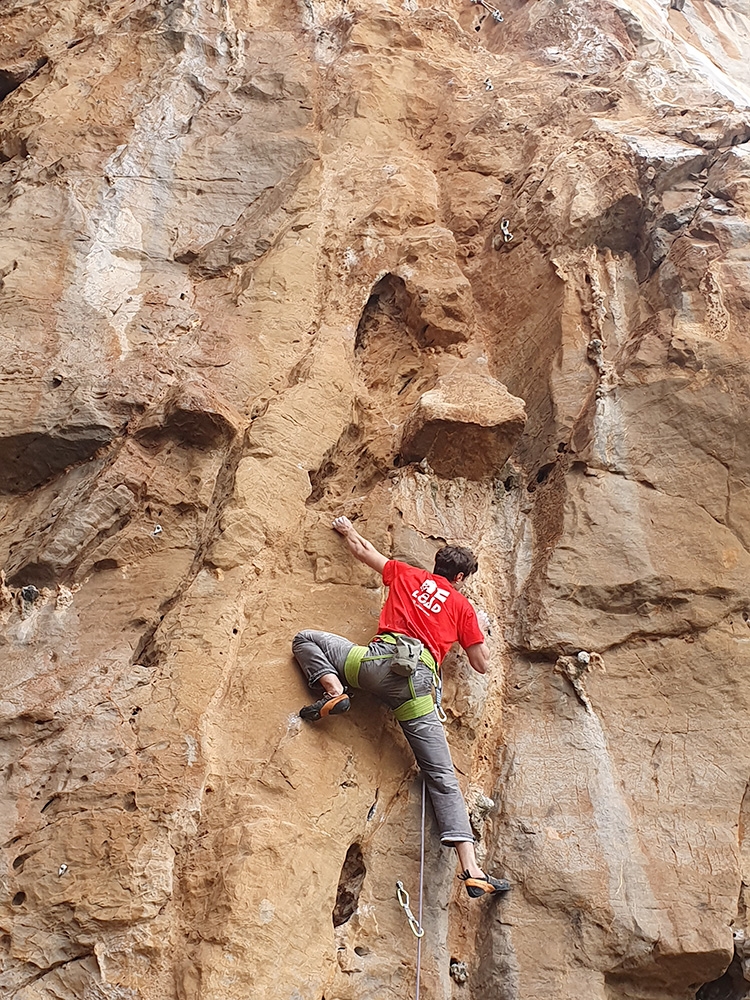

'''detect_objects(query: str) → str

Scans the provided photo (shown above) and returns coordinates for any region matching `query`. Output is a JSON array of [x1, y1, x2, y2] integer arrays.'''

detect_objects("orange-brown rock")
[[1, 2, 750, 999], [401, 373, 526, 478]]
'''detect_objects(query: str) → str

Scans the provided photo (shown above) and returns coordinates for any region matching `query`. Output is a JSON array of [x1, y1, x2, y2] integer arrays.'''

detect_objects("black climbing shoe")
[[299, 692, 351, 721], [459, 870, 511, 898]]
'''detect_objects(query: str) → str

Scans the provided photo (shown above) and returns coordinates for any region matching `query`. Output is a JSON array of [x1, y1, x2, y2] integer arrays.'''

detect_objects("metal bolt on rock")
[[450, 959, 469, 983], [471, 0, 504, 21], [21, 585, 40, 604]]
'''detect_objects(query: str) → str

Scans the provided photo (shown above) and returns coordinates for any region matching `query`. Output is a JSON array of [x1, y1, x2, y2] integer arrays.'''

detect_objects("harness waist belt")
[[343, 635, 441, 723]]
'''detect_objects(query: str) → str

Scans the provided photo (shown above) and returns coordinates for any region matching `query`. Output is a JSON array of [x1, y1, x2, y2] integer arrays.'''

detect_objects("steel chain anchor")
[[396, 880, 424, 938]]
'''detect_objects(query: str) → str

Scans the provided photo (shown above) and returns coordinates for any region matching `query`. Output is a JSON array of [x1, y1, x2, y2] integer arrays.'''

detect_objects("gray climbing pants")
[[292, 629, 475, 845]]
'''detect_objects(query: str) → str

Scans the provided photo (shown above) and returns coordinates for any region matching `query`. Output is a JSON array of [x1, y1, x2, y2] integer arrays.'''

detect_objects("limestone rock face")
[[2, 2, 750, 1000], [401, 374, 526, 478]]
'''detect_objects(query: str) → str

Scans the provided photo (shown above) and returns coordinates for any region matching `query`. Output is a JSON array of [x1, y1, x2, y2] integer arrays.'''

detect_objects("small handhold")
[[21, 585, 39, 604]]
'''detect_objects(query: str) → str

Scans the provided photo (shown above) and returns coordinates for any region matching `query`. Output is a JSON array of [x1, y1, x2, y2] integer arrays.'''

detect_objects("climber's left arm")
[[466, 642, 489, 675]]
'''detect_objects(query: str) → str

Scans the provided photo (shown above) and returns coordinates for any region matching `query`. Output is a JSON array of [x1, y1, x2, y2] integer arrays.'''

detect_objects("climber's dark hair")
[[433, 545, 478, 582]]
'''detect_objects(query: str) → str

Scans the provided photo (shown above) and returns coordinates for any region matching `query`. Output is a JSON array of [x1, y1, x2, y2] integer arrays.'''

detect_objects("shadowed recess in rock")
[[332, 843, 366, 927], [696, 954, 750, 1000]]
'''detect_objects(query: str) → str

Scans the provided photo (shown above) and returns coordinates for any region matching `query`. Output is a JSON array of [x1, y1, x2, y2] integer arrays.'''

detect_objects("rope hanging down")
[[396, 777, 427, 1000], [416, 775, 426, 1000]]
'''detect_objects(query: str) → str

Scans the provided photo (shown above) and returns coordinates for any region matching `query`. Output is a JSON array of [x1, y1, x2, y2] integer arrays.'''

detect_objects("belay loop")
[[396, 880, 424, 938]]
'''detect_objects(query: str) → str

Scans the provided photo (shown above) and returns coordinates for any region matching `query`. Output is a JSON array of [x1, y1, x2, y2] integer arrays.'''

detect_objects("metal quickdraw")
[[434, 675, 448, 724], [396, 881, 424, 938], [471, 0, 504, 22], [500, 218, 513, 243]]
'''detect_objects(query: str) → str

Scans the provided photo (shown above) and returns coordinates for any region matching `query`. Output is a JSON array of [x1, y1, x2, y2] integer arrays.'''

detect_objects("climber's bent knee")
[[291, 629, 355, 688]]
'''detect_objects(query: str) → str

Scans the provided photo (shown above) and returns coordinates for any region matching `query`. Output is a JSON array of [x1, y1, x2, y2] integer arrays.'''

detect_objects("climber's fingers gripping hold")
[[332, 516, 388, 574]]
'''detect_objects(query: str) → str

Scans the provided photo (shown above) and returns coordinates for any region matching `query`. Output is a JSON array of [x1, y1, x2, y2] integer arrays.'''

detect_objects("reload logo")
[[412, 579, 450, 614]]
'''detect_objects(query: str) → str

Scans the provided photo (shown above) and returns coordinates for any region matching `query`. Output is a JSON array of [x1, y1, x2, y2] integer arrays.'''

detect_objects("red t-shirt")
[[378, 560, 485, 664]]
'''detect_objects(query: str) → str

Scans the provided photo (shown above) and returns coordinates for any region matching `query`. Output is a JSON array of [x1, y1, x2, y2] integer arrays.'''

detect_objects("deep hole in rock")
[[536, 462, 555, 484], [332, 843, 366, 927], [12, 891, 26, 906], [354, 946, 370, 957]]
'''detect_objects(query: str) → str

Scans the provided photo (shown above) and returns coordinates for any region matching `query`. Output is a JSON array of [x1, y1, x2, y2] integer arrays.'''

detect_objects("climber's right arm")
[[332, 516, 388, 574]]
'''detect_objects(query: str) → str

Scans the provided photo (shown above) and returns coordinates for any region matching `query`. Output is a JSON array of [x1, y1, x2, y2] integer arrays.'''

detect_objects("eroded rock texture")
[[1, 1, 750, 998]]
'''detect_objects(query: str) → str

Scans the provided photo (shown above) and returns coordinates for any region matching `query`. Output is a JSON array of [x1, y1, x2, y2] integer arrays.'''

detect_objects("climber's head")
[[433, 545, 478, 588]]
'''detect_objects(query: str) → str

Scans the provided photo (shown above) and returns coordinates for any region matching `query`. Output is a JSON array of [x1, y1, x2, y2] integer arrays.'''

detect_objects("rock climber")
[[292, 515, 511, 899]]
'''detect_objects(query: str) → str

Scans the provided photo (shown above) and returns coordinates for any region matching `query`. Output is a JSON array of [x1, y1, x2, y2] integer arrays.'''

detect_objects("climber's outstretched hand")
[[332, 516, 354, 537], [331, 516, 388, 574]]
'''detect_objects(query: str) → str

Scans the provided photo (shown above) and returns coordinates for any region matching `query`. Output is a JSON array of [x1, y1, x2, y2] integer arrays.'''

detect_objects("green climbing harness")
[[343, 633, 441, 722]]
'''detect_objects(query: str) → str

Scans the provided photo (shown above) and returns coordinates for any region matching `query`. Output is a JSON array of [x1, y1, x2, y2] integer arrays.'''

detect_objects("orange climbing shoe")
[[459, 870, 511, 898], [299, 692, 351, 721]]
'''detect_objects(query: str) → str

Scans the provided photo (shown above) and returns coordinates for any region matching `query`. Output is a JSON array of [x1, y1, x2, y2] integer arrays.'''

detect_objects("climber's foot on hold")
[[459, 870, 511, 898], [299, 692, 351, 722]]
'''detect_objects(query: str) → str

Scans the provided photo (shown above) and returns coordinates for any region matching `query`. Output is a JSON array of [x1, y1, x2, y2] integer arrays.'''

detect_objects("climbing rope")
[[396, 777, 427, 1000], [416, 775, 426, 1000]]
